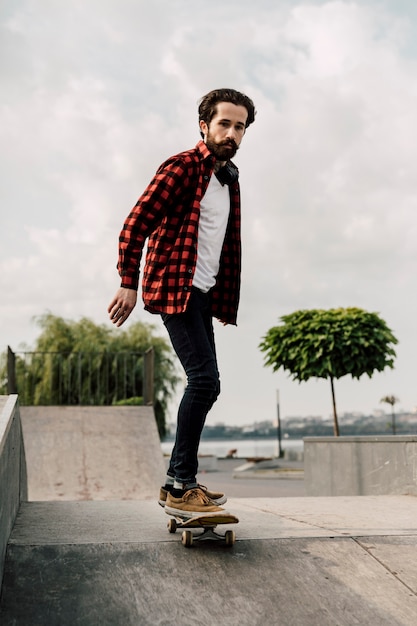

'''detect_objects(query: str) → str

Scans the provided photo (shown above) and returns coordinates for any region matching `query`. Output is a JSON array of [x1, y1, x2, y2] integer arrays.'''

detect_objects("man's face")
[[200, 101, 248, 161]]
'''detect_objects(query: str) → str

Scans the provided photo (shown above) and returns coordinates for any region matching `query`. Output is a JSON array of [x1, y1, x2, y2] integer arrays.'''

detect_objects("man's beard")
[[205, 135, 239, 161]]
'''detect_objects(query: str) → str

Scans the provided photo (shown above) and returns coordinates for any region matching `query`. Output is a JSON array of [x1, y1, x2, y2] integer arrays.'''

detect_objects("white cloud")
[[1, 0, 417, 422]]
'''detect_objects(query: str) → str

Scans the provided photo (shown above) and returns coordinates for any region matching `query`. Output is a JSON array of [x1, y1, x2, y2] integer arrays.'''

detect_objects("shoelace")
[[182, 488, 212, 504]]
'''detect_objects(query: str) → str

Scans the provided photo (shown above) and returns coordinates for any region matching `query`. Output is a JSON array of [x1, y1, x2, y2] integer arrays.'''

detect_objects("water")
[[160, 438, 304, 459]]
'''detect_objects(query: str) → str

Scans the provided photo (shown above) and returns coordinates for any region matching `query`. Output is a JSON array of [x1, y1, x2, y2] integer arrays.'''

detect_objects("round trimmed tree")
[[259, 307, 398, 436]]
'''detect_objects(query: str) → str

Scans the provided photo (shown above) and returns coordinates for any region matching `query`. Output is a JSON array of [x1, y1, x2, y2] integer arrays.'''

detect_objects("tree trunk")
[[330, 376, 340, 436]]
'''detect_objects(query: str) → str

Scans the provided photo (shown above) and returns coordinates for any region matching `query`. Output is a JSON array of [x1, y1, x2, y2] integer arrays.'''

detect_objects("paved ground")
[[198, 457, 305, 498], [1, 495, 417, 625], [2, 406, 416, 625]]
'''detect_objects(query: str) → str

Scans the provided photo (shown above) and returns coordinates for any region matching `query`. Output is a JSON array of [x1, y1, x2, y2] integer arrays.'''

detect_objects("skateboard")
[[167, 513, 239, 547]]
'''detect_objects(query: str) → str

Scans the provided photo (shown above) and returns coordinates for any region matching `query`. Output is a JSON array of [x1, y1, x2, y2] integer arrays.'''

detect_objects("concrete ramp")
[[1, 497, 417, 625], [20, 406, 165, 500]]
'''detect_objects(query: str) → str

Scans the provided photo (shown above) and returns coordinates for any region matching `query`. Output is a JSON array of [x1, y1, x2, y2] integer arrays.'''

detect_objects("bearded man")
[[108, 88, 256, 517]]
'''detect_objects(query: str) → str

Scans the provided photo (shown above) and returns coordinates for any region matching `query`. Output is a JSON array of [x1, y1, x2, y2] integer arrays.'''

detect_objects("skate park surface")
[[1, 397, 417, 625]]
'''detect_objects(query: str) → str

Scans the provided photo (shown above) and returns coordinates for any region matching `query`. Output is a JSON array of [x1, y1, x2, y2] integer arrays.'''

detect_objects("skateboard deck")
[[167, 513, 239, 547]]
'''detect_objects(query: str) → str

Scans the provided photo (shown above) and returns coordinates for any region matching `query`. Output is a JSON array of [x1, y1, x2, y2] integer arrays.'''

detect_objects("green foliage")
[[259, 307, 398, 382], [259, 307, 398, 436], [1, 313, 180, 438], [380, 394, 398, 407], [113, 396, 143, 406]]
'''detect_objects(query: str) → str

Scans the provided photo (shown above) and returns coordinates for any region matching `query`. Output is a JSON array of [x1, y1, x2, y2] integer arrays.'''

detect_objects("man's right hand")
[[108, 287, 138, 327]]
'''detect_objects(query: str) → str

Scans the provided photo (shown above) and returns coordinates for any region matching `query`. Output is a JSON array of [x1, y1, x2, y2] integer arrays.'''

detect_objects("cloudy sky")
[[1, 0, 417, 427]]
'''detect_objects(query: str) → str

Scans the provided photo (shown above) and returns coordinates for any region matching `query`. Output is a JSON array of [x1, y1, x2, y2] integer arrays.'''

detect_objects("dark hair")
[[198, 88, 256, 131]]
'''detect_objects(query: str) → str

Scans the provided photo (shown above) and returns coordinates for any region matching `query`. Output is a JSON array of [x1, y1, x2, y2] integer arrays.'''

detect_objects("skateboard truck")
[[167, 514, 239, 547]]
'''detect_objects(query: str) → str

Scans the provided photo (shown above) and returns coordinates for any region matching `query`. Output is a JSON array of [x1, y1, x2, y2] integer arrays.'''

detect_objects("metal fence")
[[6, 346, 154, 406]]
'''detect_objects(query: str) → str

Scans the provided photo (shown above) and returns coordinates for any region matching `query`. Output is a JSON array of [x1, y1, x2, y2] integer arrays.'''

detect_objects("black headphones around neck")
[[215, 162, 239, 186]]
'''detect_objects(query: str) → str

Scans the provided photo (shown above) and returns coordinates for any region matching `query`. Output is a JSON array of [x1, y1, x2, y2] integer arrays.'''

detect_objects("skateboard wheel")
[[225, 530, 235, 546], [167, 518, 177, 533], [182, 530, 193, 547]]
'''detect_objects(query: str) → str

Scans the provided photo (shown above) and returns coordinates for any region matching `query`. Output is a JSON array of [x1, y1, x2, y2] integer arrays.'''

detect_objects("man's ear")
[[199, 119, 208, 139]]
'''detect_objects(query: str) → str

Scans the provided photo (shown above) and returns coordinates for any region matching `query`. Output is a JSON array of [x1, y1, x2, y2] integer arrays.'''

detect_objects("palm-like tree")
[[380, 395, 399, 435]]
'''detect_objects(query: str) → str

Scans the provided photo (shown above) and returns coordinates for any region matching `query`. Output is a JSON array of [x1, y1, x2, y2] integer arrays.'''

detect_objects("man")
[[108, 88, 256, 517]]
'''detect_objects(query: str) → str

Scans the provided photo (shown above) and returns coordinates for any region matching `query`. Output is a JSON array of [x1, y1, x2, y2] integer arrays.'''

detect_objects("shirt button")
[[188, 269, 192, 274]]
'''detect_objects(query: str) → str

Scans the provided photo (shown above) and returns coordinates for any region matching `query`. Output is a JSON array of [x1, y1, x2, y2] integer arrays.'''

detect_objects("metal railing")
[[6, 346, 154, 406]]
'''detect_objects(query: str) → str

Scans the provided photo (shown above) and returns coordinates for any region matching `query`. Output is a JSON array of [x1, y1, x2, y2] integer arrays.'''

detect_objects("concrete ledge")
[[305, 435, 417, 496], [0, 395, 27, 589]]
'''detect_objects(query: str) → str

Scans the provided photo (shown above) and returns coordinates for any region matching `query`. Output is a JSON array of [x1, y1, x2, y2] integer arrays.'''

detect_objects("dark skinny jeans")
[[162, 287, 220, 485]]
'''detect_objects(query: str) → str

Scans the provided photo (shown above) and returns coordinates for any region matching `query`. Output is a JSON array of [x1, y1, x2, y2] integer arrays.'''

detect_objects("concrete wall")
[[20, 405, 166, 500], [0, 395, 27, 589], [304, 436, 417, 496]]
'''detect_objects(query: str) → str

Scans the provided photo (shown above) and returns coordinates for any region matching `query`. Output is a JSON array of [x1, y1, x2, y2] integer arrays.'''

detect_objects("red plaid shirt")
[[118, 140, 242, 325]]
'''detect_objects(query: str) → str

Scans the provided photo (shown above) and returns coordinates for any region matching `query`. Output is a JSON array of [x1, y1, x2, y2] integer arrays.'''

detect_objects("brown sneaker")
[[165, 488, 228, 519], [158, 484, 227, 507]]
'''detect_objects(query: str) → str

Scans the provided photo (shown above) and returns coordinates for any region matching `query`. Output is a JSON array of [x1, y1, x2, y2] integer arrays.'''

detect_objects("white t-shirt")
[[192, 174, 230, 293]]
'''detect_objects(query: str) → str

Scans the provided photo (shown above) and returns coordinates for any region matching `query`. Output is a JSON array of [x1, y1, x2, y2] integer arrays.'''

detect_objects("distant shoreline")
[[163, 425, 417, 441], [160, 437, 304, 460], [162, 435, 296, 442]]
